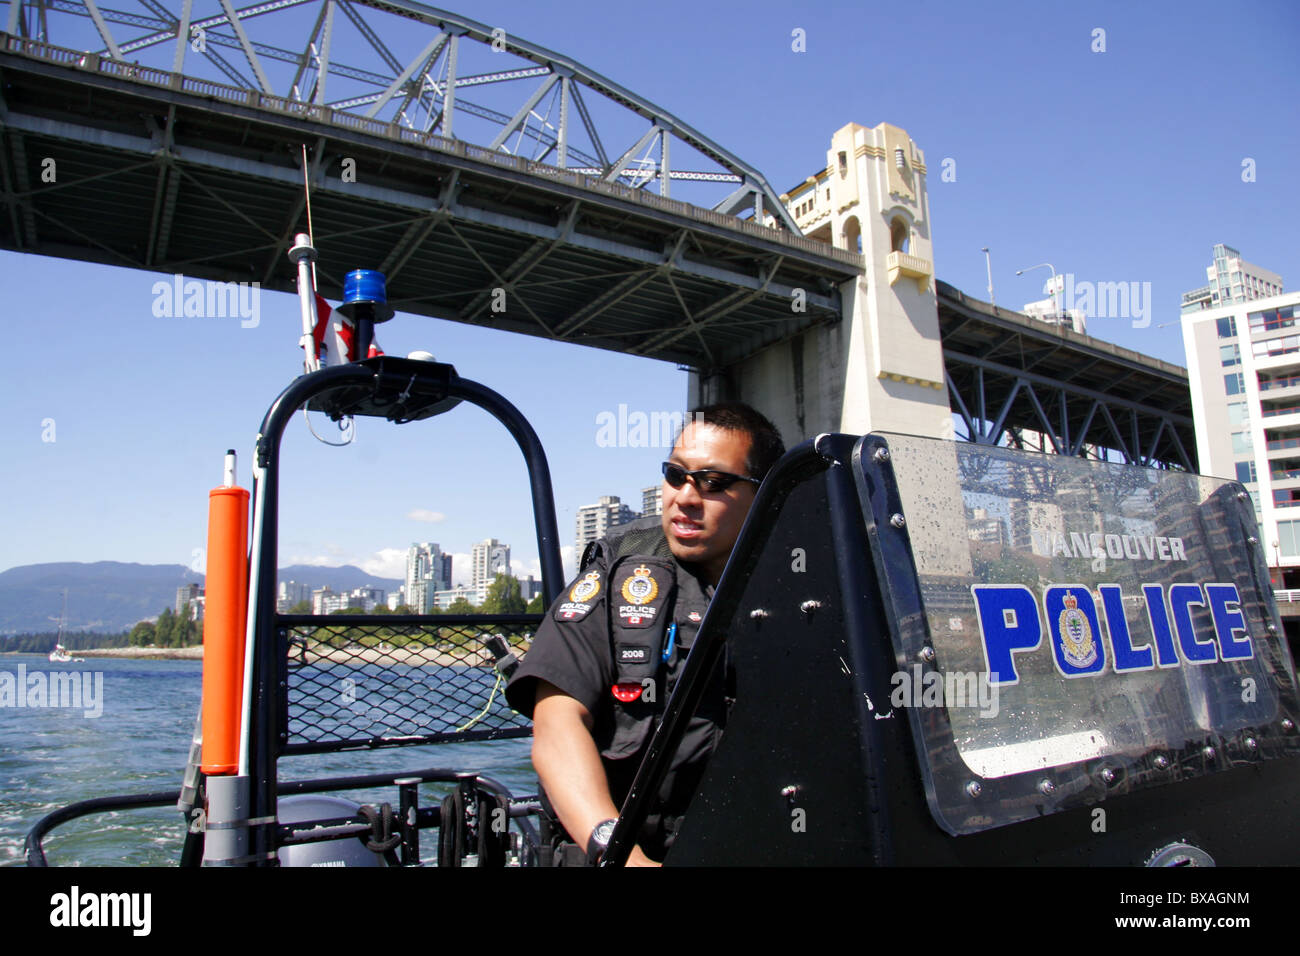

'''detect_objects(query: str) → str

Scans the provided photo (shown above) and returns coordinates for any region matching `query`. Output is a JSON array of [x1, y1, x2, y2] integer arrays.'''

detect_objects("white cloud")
[[449, 552, 471, 588], [511, 557, 543, 580], [359, 547, 407, 580], [506, 547, 576, 584], [408, 509, 446, 523]]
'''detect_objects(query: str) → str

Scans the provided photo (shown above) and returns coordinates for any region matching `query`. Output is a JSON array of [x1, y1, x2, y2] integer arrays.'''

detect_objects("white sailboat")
[[47, 590, 84, 663]]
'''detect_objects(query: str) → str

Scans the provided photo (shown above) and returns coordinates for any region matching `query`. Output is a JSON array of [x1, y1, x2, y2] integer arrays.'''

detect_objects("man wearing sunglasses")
[[505, 402, 784, 866]]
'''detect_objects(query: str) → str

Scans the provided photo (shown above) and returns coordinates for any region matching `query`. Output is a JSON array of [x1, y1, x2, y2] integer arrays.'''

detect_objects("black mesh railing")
[[275, 614, 537, 755]]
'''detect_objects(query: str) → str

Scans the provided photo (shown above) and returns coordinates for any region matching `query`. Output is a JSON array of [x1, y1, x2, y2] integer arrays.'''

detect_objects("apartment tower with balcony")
[[1181, 282, 1300, 585]]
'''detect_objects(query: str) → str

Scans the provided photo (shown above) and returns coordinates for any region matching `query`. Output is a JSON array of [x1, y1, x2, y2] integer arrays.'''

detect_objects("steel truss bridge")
[[0, 0, 1195, 469], [939, 283, 1195, 471]]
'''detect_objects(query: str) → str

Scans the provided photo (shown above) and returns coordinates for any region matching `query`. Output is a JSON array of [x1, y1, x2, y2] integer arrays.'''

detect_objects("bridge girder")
[[0, 13, 1196, 471], [1, 0, 797, 226], [0, 44, 856, 367], [938, 281, 1196, 471]]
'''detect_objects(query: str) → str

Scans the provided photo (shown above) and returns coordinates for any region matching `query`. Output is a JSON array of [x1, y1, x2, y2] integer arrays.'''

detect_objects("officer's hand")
[[626, 846, 661, 867]]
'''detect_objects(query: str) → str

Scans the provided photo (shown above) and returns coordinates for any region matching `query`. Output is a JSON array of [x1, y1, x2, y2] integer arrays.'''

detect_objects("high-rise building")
[[1181, 243, 1284, 315], [407, 580, 431, 614], [574, 495, 638, 555], [349, 586, 385, 612], [1180, 280, 1299, 585], [641, 485, 662, 517], [176, 583, 203, 616], [471, 538, 511, 590], [277, 580, 309, 613], [406, 542, 450, 595], [310, 586, 334, 615], [520, 575, 543, 603]]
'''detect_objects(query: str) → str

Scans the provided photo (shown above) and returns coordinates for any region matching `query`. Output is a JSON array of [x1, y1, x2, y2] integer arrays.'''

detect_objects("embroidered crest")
[[1057, 591, 1097, 668], [569, 571, 601, 604], [555, 571, 601, 622], [621, 565, 659, 606], [618, 564, 663, 625]]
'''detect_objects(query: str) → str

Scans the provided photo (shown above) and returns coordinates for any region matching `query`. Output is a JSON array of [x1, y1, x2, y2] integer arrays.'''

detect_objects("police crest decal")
[[555, 570, 601, 621], [1057, 591, 1098, 668], [1044, 585, 1106, 676]]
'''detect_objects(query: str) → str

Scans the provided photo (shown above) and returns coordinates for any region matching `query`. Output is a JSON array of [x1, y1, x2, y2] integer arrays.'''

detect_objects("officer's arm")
[[531, 681, 659, 867]]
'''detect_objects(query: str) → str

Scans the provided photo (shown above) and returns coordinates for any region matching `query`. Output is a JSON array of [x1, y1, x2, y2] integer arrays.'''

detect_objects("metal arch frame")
[[2, 0, 800, 231], [944, 353, 1195, 471]]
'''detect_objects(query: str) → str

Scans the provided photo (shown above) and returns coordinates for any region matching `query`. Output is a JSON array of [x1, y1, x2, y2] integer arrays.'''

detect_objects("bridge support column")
[[693, 122, 953, 445]]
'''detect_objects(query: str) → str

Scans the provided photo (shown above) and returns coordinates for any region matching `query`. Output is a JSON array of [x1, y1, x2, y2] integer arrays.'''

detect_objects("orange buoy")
[[201, 454, 250, 776]]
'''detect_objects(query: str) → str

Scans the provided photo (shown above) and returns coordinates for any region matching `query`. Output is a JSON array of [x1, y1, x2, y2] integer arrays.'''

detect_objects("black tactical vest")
[[581, 518, 729, 859]]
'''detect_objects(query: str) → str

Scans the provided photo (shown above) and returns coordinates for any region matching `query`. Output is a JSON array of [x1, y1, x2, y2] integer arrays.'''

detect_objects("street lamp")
[[1017, 262, 1060, 321], [981, 247, 996, 307]]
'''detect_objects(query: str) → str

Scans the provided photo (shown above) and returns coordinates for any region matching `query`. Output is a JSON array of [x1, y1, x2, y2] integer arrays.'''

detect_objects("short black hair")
[[682, 402, 785, 481]]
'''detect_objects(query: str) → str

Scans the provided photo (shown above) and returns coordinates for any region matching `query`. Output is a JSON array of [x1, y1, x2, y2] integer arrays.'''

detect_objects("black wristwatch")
[[586, 818, 618, 865]]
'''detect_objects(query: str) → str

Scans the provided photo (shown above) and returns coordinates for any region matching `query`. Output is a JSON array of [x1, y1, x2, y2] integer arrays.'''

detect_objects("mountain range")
[[0, 561, 402, 636]]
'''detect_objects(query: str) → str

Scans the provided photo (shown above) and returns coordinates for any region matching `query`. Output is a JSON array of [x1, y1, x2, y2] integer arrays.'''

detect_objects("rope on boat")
[[455, 672, 505, 732]]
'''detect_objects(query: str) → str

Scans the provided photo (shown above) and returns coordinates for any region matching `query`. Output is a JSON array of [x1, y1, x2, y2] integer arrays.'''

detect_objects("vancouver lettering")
[[1030, 531, 1187, 562]]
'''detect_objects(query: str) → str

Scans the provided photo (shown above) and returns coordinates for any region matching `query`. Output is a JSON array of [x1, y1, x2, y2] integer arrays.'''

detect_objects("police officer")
[[505, 403, 785, 865]]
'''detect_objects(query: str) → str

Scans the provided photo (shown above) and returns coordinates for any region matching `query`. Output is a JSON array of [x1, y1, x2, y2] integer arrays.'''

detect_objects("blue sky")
[[1, 0, 1297, 591]]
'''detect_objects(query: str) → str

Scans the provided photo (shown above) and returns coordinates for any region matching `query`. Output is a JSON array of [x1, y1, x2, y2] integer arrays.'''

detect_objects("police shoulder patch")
[[554, 571, 601, 622], [617, 562, 671, 628]]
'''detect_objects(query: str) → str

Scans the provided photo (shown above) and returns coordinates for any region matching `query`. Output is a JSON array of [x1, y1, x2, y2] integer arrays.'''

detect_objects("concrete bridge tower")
[[692, 122, 953, 443]]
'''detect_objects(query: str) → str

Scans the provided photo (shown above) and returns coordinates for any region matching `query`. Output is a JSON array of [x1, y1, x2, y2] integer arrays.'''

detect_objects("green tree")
[[155, 607, 177, 647], [287, 599, 311, 614], [481, 574, 525, 615], [176, 603, 200, 646], [526, 592, 545, 614], [445, 596, 475, 616], [128, 620, 156, 647]]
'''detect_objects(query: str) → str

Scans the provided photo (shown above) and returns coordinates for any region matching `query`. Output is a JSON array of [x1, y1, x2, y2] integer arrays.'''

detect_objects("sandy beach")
[[10, 645, 207, 661], [293, 642, 520, 668], [22, 640, 530, 667]]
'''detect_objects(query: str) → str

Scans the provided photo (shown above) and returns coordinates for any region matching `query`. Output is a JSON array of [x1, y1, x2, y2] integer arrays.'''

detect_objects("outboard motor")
[[276, 795, 391, 867]]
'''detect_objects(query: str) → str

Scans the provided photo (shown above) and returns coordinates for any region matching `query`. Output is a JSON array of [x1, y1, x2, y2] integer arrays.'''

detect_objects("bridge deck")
[[938, 281, 1196, 471], [2, 34, 1196, 470], [0, 35, 860, 368]]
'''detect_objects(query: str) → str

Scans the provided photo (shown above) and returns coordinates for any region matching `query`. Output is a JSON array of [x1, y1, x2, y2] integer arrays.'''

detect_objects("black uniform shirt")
[[505, 521, 727, 859]]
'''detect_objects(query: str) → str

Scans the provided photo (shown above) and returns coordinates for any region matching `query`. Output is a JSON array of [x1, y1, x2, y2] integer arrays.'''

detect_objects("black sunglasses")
[[662, 461, 760, 493]]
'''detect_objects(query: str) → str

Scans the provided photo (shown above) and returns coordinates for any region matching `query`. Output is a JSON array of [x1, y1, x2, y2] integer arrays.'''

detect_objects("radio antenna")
[[301, 144, 318, 286]]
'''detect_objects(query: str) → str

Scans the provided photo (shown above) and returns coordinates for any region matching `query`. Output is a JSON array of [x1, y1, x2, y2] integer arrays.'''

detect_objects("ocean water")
[[0, 655, 535, 867]]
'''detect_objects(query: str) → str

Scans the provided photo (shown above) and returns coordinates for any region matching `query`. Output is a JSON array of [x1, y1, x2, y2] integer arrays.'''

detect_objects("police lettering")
[[970, 582, 1254, 685]]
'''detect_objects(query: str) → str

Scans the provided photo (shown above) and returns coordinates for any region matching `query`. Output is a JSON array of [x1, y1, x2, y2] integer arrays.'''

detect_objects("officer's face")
[[662, 423, 756, 585]]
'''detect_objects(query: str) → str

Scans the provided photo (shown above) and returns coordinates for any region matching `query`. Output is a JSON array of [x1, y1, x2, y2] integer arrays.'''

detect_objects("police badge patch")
[[555, 570, 601, 622], [618, 564, 662, 626]]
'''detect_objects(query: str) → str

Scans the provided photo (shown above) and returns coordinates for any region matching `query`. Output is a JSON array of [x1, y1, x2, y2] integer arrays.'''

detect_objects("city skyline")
[[2, 0, 1296, 585]]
